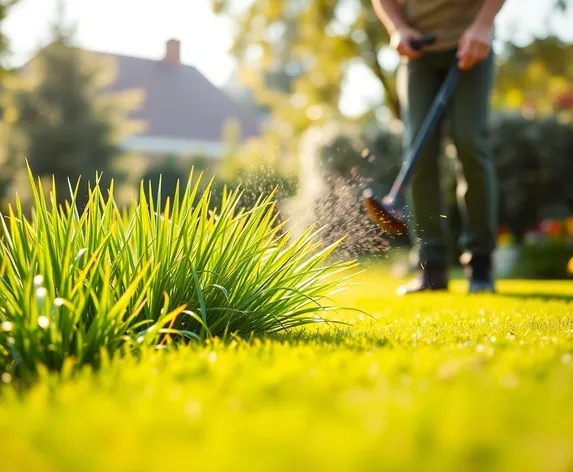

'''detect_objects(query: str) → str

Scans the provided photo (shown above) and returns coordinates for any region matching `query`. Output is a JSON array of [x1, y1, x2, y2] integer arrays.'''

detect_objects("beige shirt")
[[398, 0, 485, 51]]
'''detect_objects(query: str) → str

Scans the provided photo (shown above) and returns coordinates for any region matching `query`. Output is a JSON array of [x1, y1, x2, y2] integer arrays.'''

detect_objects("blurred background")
[[0, 0, 572, 279]]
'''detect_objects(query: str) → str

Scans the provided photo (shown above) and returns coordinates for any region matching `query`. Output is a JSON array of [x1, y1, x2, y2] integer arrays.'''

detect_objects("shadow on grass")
[[496, 292, 573, 303], [270, 326, 391, 348]]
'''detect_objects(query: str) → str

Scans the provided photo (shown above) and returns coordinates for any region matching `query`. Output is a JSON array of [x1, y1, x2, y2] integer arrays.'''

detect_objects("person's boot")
[[462, 252, 496, 293], [396, 260, 449, 296]]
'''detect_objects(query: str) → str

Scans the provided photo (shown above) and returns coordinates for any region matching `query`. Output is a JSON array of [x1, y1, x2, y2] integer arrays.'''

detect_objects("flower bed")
[[496, 217, 573, 279]]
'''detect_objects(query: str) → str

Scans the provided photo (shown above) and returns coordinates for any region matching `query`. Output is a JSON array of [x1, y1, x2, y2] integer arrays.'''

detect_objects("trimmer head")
[[361, 189, 408, 236]]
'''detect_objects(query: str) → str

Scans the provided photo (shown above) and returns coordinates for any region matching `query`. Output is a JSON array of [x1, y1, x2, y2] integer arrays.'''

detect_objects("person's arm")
[[457, 0, 506, 70], [473, 0, 506, 29], [371, 0, 407, 34], [371, 0, 423, 60]]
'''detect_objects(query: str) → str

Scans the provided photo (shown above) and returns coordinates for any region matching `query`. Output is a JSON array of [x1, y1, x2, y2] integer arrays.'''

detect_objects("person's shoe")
[[469, 279, 495, 293], [396, 261, 449, 296], [461, 252, 496, 294]]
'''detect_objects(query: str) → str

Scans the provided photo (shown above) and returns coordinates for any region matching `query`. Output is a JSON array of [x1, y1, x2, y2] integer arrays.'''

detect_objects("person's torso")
[[398, 0, 485, 51]]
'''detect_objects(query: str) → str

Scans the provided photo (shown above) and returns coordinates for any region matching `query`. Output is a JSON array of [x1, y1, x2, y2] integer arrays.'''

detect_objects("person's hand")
[[390, 26, 424, 61], [457, 22, 493, 70]]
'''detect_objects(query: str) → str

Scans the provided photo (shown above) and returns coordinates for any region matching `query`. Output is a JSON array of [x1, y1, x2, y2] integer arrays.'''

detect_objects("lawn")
[[1, 261, 572, 472]]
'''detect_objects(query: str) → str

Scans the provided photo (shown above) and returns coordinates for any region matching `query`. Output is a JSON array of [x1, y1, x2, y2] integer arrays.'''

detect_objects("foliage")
[[0, 34, 145, 210], [0, 0, 20, 208], [212, 2, 573, 148], [223, 165, 298, 205], [140, 153, 298, 220], [511, 239, 573, 279], [488, 112, 573, 240], [504, 219, 573, 279], [208, 164, 299, 240], [140, 155, 211, 208], [554, 0, 569, 11], [0, 167, 356, 382], [2, 269, 573, 471], [493, 36, 573, 120], [211, 0, 397, 145], [319, 125, 404, 195], [0, 0, 18, 73]]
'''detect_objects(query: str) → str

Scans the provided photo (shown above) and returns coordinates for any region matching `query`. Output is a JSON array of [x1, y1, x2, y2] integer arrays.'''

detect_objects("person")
[[371, 0, 506, 295]]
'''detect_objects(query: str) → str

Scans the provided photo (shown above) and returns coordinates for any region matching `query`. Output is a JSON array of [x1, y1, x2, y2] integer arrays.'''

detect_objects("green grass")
[[1, 263, 572, 472], [0, 168, 354, 382]]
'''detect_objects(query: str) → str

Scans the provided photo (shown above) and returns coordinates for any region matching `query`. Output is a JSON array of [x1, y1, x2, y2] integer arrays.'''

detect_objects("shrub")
[[140, 157, 297, 228], [140, 155, 192, 208], [505, 219, 573, 279], [511, 239, 573, 279], [489, 112, 573, 240], [319, 127, 404, 201], [0, 167, 356, 382], [212, 165, 298, 212]]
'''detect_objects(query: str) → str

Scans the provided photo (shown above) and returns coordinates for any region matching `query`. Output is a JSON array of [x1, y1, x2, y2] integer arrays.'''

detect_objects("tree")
[[211, 0, 395, 139], [0, 0, 18, 74], [0, 0, 19, 210], [213, 2, 573, 133], [492, 35, 573, 119], [0, 21, 145, 210]]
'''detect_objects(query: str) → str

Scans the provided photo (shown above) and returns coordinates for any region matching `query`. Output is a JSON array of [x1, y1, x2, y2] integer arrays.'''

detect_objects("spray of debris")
[[282, 122, 390, 260]]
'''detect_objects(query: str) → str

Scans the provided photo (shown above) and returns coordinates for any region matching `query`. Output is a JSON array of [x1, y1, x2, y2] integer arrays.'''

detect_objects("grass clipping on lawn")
[[0, 167, 358, 381]]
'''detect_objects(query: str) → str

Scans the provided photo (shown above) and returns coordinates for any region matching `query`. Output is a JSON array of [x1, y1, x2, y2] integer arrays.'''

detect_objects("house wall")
[[120, 135, 226, 159]]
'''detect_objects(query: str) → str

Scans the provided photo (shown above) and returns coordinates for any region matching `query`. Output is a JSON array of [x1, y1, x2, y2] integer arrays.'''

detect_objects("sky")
[[4, 0, 237, 85], [4, 0, 572, 116]]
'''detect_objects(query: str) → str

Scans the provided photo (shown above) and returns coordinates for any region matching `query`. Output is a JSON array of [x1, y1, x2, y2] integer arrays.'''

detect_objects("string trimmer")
[[362, 34, 461, 237]]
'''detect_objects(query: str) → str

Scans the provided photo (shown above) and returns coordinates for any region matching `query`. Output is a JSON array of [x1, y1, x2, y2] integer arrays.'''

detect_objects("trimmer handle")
[[410, 34, 436, 51], [385, 57, 460, 203]]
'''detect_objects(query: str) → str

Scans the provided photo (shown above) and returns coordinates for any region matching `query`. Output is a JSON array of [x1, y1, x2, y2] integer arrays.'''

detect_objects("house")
[[94, 39, 263, 160]]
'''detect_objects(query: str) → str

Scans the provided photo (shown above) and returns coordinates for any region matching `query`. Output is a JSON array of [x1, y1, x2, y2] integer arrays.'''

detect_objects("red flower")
[[556, 90, 573, 110], [540, 219, 563, 237]]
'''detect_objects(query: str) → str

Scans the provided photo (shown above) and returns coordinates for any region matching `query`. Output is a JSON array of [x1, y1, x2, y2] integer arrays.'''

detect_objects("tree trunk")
[[363, 28, 402, 121]]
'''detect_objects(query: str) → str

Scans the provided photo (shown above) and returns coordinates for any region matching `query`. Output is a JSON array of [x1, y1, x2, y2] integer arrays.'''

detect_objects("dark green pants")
[[396, 48, 497, 265]]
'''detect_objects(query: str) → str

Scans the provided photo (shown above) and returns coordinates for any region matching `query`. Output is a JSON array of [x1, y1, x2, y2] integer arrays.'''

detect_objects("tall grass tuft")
[[0, 166, 357, 381]]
